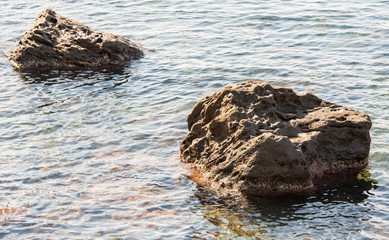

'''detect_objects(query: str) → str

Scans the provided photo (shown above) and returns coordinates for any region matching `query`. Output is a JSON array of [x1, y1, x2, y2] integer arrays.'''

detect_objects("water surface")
[[0, 0, 388, 239]]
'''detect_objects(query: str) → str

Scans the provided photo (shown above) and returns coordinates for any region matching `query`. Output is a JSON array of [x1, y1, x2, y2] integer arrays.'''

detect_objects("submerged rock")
[[6, 8, 143, 70], [181, 81, 371, 195]]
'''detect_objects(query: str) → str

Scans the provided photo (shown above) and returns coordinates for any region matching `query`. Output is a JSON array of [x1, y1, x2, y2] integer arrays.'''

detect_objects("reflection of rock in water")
[[181, 81, 371, 196], [16, 67, 132, 111], [192, 177, 374, 239], [17, 64, 131, 84], [192, 190, 268, 239], [7, 8, 143, 71]]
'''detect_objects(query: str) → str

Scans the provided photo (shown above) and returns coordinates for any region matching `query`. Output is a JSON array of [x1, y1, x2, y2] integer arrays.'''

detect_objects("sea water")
[[0, 0, 388, 239]]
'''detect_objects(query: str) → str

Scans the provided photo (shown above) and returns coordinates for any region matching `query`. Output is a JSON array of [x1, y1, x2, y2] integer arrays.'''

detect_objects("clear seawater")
[[0, 0, 388, 239]]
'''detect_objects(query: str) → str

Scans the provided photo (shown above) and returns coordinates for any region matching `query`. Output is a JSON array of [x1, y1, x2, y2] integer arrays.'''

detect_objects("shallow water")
[[0, 0, 388, 239]]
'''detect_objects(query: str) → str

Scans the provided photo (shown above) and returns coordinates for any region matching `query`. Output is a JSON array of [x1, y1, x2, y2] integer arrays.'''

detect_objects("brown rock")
[[180, 81, 371, 195], [6, 8, 143, 70]]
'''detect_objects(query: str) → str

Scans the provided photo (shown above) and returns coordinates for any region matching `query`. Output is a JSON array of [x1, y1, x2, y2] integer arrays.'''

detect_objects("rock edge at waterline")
[[181, 81, 372, 196], [6, 8, 143, 71]]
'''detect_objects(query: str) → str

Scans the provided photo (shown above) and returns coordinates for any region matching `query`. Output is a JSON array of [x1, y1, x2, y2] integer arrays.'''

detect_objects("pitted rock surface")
[[6, 8, 143, 70], [181, 81, 371, 195]]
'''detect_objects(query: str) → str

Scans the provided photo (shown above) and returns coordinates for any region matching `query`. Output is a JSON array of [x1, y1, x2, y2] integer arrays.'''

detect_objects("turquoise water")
[[0, 0, 388, 239]]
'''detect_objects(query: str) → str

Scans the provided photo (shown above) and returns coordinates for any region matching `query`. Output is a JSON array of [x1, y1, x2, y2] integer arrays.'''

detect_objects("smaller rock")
[[6, 8, 143, 70]]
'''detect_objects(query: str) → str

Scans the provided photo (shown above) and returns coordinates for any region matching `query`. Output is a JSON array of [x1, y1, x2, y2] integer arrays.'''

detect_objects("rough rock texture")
[[181, 81, 371, 195], [6, 8, 143, 70]]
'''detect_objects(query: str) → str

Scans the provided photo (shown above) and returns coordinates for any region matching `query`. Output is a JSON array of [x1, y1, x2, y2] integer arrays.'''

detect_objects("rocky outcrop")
[[181, 81, 371, 195], [6, 8, 143, 70]]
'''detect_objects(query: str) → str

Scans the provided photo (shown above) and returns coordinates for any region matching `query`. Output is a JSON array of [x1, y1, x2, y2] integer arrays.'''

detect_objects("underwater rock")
[[6, 8, 143, 70], [181, 81, 371, 195]]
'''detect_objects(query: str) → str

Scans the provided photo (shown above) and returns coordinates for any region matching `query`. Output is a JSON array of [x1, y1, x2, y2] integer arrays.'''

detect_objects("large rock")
[[181, 81, 371, 195], [6, 8, 143, 70]]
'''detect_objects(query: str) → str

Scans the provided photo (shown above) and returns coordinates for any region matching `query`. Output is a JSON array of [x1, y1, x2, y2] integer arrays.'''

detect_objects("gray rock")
[[181, 81, 371, 195], [6, 8, 143, 70]]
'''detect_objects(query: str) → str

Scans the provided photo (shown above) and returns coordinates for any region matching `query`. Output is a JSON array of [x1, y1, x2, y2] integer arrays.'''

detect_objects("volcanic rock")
[[181, 81, 371, 195], [6, 8, 143, 70]]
